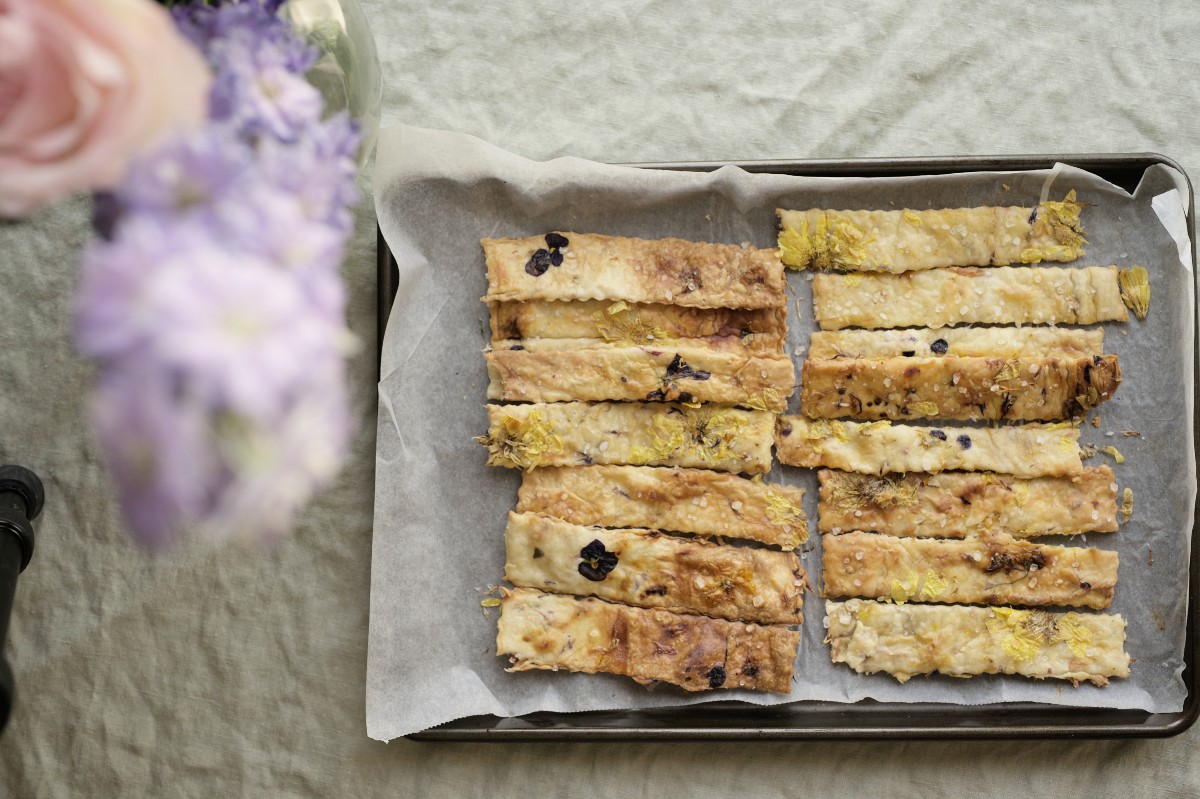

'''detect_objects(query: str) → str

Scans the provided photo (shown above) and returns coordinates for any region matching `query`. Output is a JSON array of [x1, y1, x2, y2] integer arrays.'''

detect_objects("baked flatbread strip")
[[482, 232, 786, 309], [825, 598, 1129, 686], [487, 343, 795, 410], [807, 327, 1104, 360], [498, 588, 800, 692], [504, 512, 807, 624], [823, 531, 1118, 609], [491, 335, 783, 356], [490, 300, 787, 347], [518, 465, 808, 549], [800, 354, 1121, 421], [775, 417, 1082, 478], [776, 193, 1085, 273], [813, 266, 1127, 330], [481, 402, 775, 473], [817, 467, 1119, 538]]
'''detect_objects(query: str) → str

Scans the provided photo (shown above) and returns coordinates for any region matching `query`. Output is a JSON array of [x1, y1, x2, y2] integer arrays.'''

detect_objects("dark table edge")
[[375, 152, 1200, 741]]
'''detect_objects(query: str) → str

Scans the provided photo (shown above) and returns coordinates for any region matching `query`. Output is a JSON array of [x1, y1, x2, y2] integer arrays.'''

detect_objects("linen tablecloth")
[[2, 1, 1199, 795]]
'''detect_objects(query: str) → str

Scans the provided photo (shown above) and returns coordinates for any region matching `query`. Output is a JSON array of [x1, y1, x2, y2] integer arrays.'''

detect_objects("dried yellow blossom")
[[909, 401, 940, 417], [743, 387, 783, 413], [476, 410, 564, 470], [592, 307, 668, 344], [1120, 487, 1134, 524], [777, 215, 872, 271], [918, 570, 949, 601], [993, 358, 1021, 383], [1119, 266, 1150, 319], [826, 472, 919, 512]]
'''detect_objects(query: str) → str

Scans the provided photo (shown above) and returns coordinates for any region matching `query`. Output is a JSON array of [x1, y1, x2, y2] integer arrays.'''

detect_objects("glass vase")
[[285, 0, 382, 166]]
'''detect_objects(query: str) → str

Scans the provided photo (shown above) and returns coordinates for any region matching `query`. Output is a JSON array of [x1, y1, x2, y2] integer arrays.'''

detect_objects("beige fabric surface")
[[1, 0, 1199, 795]]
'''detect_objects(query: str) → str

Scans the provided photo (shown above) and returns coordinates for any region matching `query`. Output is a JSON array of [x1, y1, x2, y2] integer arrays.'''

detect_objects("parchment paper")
[[368, 123, 1195, 741]]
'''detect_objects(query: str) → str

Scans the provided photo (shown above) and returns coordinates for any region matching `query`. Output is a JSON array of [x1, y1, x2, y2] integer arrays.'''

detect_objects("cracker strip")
[[813, 266, 1127, 330], [775, 417, 1082, 478], [817, 467, 1119, 538], [487, 343, 794, 410], [822, 531, 1118, 609], [517, 465, 807, 549], [776, 194, 1085, 273], [482, 402, 775, 473], [825, 598, 1129, 686], [498, 588, 799, 692], [483, 232, 786, 309], [807, 327, 1104, 360], [800, 354, 1120, 421], [504, 512, 806, 624], [489, 300, 786, 346]]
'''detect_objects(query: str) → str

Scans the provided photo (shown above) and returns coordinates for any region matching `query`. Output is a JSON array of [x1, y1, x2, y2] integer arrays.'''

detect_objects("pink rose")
[[0, 0, 212, 217]]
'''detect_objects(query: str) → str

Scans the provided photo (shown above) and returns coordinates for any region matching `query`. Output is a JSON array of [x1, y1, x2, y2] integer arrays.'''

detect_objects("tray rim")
[[375, 151, 1199, 741]]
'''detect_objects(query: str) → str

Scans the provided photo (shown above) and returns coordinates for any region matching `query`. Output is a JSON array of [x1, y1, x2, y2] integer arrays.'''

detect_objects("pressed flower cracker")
[[817, 467, 1119, 538], [775, 417, 1083, 478], [482, 232, 786, 309], [489, 300, 786, 346], [823, 531, 1119, 609], [807, 327, 1104, 360], [497, 588, 800, 692], [486, 342, 794, 410], [481, 402, 775, 473], [800, 354, 1121, 421], [825, 598, 1129, 686], [503, 512, 807, 624], [517, 464, 807, 549], [813, 265, 1127, 330], [777, 193, 1085, 273]]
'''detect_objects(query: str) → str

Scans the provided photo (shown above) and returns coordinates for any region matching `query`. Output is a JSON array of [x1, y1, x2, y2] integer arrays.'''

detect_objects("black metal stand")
[[0, 465, 44, 734]]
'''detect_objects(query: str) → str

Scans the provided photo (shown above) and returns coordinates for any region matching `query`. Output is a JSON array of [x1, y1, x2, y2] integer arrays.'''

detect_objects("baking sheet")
[[367, 124, 1195, 741]]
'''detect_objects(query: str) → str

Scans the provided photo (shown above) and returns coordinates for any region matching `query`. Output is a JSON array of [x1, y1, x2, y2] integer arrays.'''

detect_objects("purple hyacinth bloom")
[[215, 182, 347, 288], [173, 1, 300, 64], [116, 129, 253, 221], [92, 365, 222, 550], [256, 117, 361, 233], [76, 216, 198, 362], [214, 41, 323, 142], [209, 387, 351, 544], [143, 247, 348, 419]]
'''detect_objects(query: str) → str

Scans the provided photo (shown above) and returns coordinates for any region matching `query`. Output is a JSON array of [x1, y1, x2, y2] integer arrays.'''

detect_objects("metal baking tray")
[[376, 153, 1199, 740]]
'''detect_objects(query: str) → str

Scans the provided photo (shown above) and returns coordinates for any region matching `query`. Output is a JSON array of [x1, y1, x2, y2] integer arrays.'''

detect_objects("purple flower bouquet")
[[75, 0, 361, 549]]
